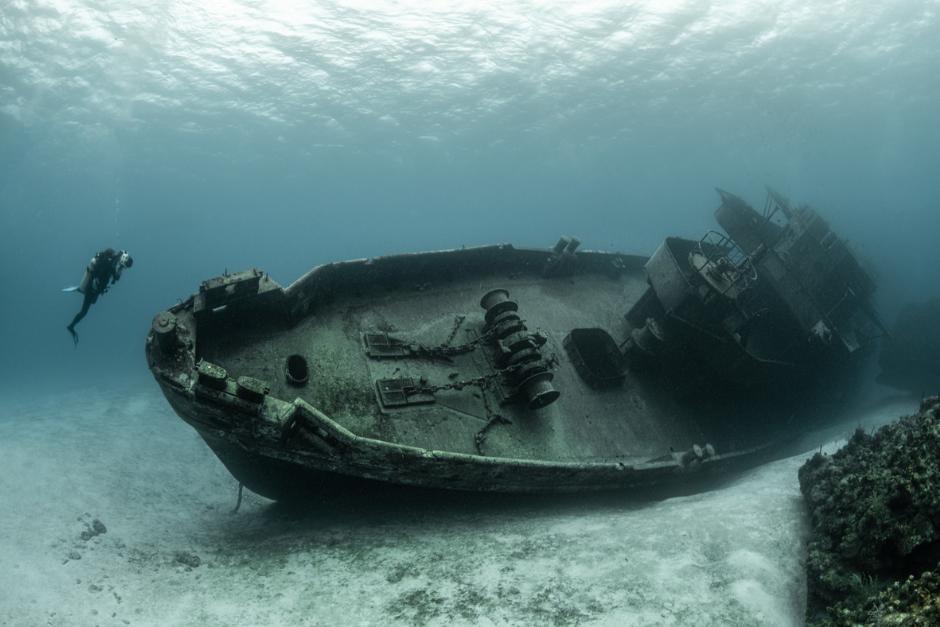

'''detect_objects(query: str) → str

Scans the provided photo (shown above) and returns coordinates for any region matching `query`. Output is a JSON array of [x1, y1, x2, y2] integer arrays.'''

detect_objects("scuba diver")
[[64, 248, 133, 345]]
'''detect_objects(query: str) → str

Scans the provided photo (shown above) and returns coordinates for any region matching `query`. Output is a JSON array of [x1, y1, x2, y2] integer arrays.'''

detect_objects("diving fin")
[[62, 286, 80, 292]]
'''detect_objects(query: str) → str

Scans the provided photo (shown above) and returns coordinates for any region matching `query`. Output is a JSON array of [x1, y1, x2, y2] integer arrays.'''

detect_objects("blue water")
[[1, 1, 939, 389], [2, 5, 939, 625]]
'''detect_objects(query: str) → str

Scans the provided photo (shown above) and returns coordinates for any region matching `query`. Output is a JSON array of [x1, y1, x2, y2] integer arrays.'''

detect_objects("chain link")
[[411, 353, 559, 395], [420, 369, 502, 395], [441, 315, 466, 347], [408, 319, 502, 359]]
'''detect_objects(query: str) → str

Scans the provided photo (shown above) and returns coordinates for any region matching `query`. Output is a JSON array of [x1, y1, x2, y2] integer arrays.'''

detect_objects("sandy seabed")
[[0, 382, 917, 626]]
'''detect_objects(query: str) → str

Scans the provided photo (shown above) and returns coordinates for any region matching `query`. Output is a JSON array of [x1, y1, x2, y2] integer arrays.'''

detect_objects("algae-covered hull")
[[146, 190, 883, 501]]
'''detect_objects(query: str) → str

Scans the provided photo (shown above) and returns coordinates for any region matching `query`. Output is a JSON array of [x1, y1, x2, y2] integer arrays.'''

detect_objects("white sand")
[[0, 383, 918, 626]]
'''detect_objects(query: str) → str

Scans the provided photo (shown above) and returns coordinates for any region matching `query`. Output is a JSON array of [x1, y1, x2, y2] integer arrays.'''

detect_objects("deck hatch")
[[376, 378, 436, 408], [364, 333, 411, 358]]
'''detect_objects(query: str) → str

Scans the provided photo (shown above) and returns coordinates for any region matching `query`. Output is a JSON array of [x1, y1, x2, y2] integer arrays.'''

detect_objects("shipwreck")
[[146, 189, 885, 500]]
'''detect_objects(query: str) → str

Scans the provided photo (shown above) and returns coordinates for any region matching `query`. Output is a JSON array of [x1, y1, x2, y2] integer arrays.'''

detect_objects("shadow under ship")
[[146, 189, 886, 500]]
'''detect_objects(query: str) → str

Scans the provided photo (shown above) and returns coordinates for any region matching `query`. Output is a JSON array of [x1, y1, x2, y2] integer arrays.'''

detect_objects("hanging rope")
[[232, 482, 244, 513]]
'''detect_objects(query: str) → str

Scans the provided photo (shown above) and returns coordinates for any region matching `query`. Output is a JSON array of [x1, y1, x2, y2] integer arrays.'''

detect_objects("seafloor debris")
[[79, 518, 107, 541], [173, 551, 201, 568], [799, 396, 940, 625]]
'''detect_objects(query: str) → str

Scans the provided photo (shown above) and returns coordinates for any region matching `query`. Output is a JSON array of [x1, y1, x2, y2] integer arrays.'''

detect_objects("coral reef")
[[824, 569, 940, 626], [799, 396, 940, 626]]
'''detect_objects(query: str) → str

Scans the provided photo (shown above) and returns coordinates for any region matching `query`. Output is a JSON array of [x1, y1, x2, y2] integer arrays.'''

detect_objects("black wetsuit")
[[67, 249, 121, 339]]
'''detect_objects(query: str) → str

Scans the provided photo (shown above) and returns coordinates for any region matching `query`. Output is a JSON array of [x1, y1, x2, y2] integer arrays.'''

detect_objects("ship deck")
[[194, 248, 758, 465]]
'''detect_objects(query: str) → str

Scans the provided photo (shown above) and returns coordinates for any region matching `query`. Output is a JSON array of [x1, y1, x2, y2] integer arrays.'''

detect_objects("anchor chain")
[[441, 315, 466, 347], [407, 318, 508, 359], [474, 377, 512, 454], [421, 357, 547, 394], [399, 352, 556, 407]]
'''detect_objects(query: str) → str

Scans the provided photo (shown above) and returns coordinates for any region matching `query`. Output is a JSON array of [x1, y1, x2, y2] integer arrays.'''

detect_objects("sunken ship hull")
[[147, 190, 884, 501]]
